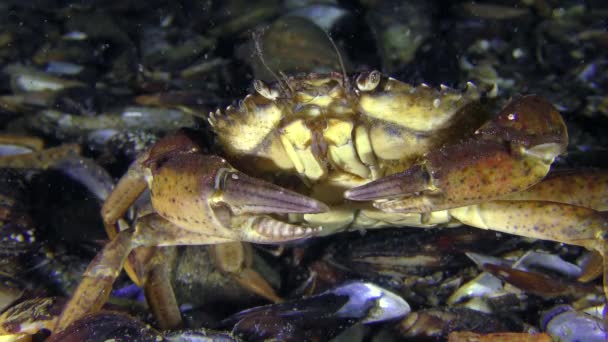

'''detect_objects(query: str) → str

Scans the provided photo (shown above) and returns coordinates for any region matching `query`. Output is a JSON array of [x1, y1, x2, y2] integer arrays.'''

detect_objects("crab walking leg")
[[99, 156, 150, 287], [56, 210, 318, 332], [577, 251, 604, 282], [212, 242, 283, 303], [101, 156, 149, 239], [500, 169, 608, 211], [234, 268, 283, 303], [449, 200, 608, 298], [55, 228, 135, 332], [140, 216, 285, 304], [499, 170, 608, 282], [55, 214, 233, 332], [141, 247, 182, 329], [131, 217, 288, 330]]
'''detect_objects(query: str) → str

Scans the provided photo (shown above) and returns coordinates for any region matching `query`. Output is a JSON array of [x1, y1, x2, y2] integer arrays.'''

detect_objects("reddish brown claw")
[[346, 96, 568, 212]]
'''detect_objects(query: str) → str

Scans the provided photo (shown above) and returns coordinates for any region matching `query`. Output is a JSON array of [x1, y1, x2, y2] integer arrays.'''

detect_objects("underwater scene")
[[0, 0, 606, 341]]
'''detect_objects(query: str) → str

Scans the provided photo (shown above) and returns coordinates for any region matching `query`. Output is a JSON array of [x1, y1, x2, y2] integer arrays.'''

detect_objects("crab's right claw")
[[210, 164, 328, 243], [168, 155, 328, 243], [215, 166, 329, 215]]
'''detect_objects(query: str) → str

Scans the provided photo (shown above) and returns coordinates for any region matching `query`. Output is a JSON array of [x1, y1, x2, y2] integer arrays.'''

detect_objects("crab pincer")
[[345, 95, 568, 212]]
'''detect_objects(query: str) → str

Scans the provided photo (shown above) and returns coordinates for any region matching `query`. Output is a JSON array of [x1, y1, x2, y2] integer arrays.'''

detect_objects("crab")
[[53, 71, 607, 332]]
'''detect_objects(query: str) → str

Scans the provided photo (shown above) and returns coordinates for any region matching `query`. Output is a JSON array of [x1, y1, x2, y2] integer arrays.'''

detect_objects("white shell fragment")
[[332, 282, 411, 323]]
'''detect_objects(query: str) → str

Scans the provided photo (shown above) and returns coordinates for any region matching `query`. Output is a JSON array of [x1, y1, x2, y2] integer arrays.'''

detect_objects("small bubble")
[[512, 48, 524, 59]]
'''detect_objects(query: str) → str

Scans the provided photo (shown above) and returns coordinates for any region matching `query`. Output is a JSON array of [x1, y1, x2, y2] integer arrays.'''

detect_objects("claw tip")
[[315, 201, 330, 213]]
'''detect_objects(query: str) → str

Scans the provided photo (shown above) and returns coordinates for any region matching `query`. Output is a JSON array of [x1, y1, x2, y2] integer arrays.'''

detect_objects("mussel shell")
[[48, 311, 163, 342], [0, 170, 37, 258]]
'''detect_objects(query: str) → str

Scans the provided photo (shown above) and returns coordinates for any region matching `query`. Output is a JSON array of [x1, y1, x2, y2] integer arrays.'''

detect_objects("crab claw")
[[206, 161, 328, 242], [215, 167, 329, 215], [237, 215, 324, 243], [145, 149, 327, 243], [344, 165, 429, 201], [475, 95, 568, 150], [143, 132, 329, 217], [345, 96, 568, 213]]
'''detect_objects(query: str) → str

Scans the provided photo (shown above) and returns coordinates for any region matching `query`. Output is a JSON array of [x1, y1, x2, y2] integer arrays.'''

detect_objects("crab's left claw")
[[207, 161, 328, 243], [213, 167, 329, 242], [145, 151, 328, 244], [346, 95, 568, 212], [214, 166, 329, 215]]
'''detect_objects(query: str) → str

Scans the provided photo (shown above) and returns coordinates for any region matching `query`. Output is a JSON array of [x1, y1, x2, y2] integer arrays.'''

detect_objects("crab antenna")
[[252, 31, 293, 96], [325, 31, 350, 91], [278, 71, 295, 93]]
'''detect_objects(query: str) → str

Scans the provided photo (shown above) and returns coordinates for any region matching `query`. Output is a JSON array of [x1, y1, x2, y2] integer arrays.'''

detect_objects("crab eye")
[[356, 70, 381, 92], [253, 79, 278, 100]]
